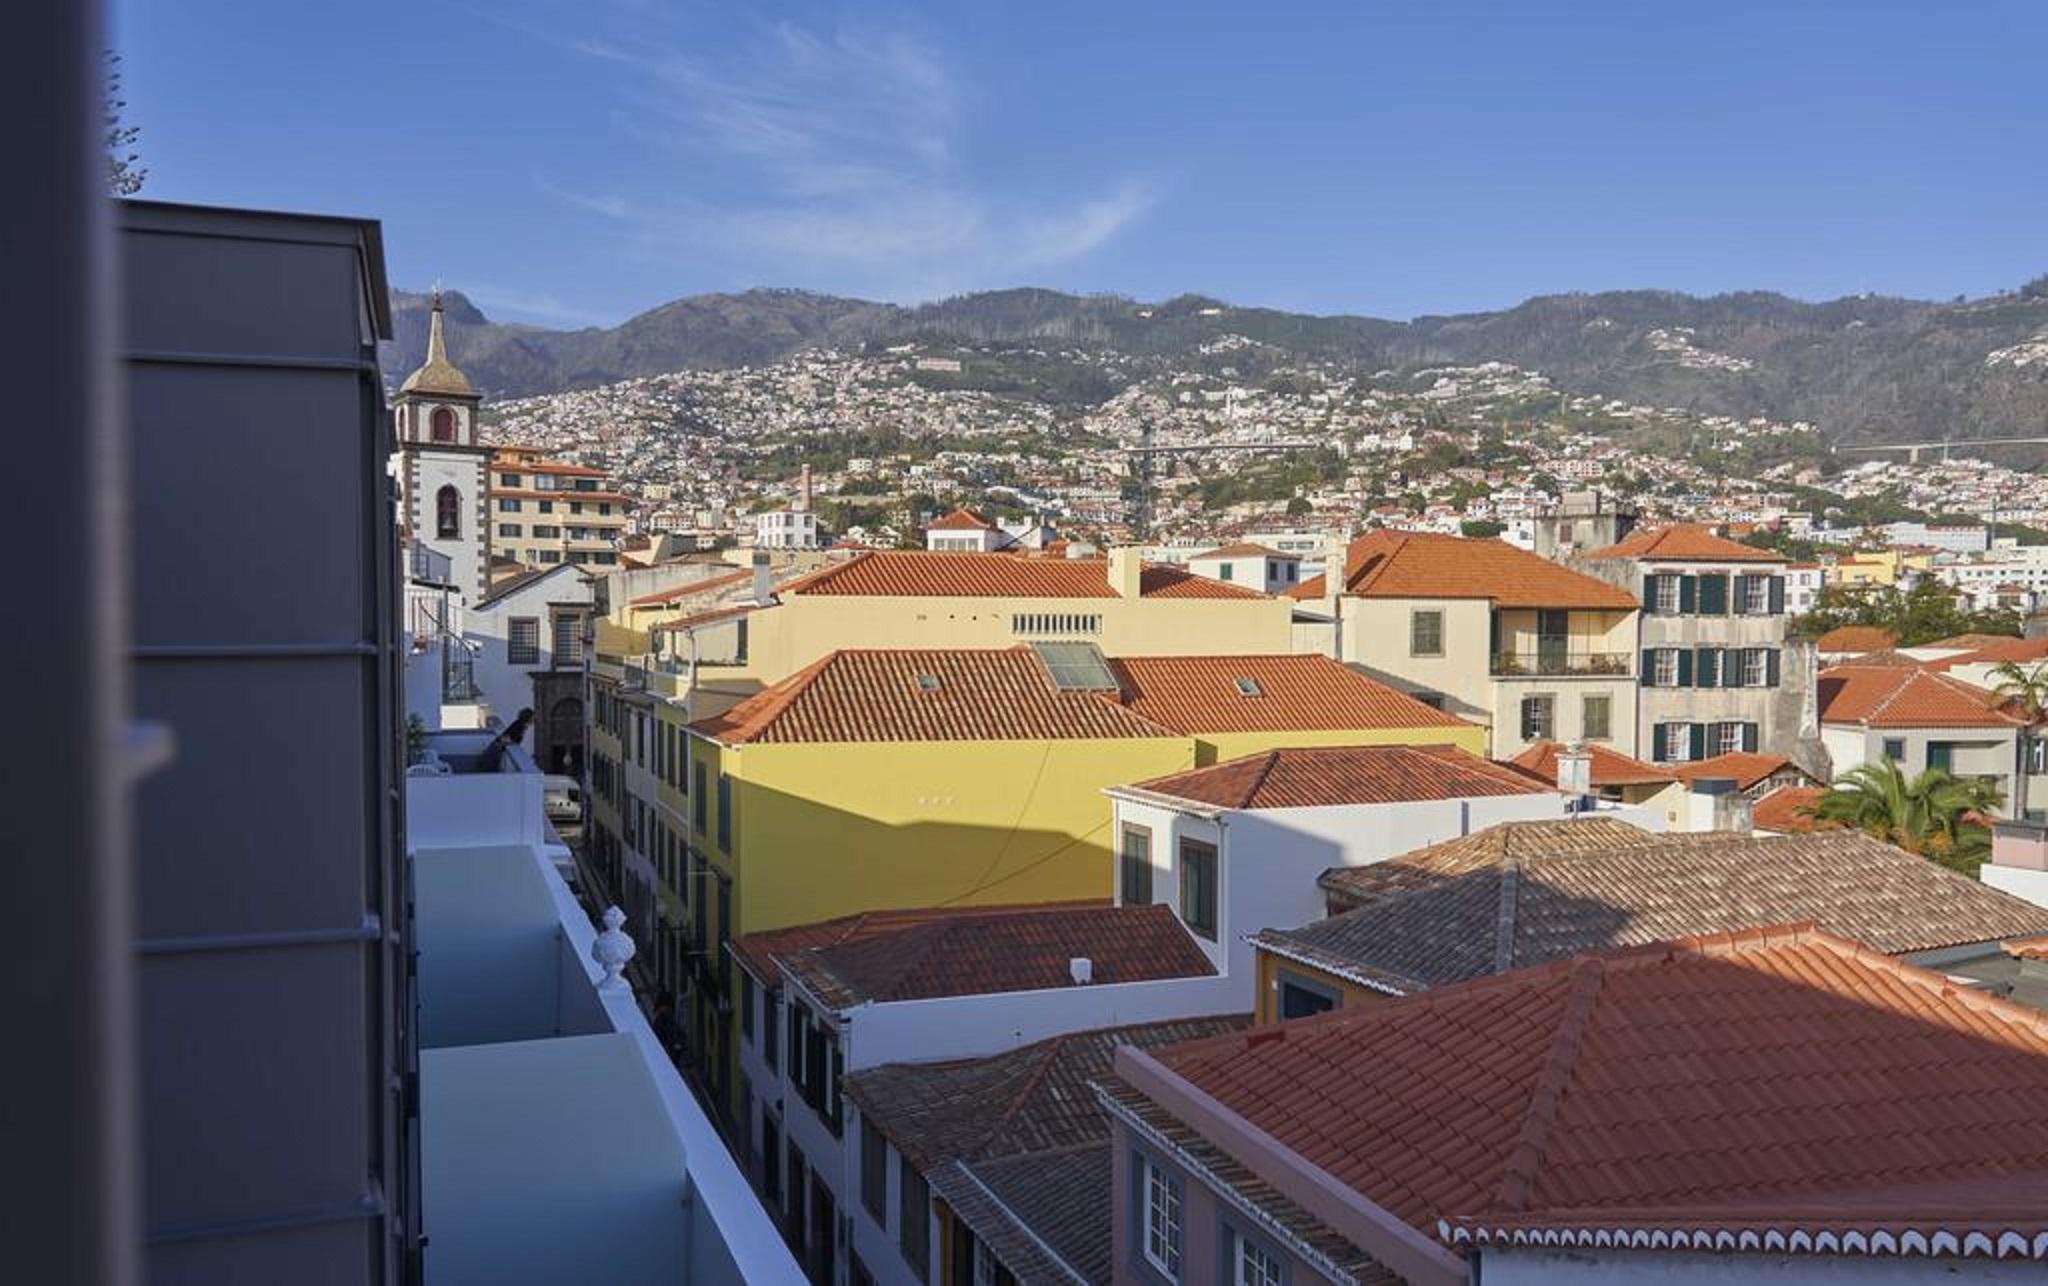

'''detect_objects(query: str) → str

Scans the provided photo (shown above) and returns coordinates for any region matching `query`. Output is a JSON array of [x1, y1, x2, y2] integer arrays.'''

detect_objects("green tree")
[[1459, 519, 1506, 539], [1803, 760, 2001, 874], [1989, 660, 2048, 819], [105, 52, 145, 196]]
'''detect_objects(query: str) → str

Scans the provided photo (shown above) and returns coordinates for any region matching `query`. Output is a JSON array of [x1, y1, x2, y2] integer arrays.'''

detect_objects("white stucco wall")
[[409, 449, 488, 603]]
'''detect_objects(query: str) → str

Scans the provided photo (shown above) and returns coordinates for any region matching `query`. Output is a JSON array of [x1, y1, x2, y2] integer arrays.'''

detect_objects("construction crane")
[[1834, 437, 2048, 464], [1120, 419, 1322, 539]]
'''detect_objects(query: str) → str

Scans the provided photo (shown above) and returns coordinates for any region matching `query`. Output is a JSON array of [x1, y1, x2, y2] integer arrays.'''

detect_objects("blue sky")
[[113, 1, 2048, 328]]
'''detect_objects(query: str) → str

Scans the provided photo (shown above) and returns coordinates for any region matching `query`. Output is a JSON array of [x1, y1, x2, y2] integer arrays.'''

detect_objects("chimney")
[[1685, 777, 1748, 832], [751, 550, 772, 606], [798, 464, 812, 513], [1555, 742, 1592, 802], [1069, 957, 1093, 985], [1108, 547, 1142, 598]]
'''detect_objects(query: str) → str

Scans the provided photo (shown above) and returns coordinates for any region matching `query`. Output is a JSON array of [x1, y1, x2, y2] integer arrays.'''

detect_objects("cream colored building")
[[1293, 530, 1642, 757], [489, 446, 629, 571]]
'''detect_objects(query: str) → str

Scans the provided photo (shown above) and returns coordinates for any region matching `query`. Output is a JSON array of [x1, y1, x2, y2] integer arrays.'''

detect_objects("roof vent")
[[915, 674, 942, 692], [1069, 957, 1093, 985], [1234, 677, 1262, 697]]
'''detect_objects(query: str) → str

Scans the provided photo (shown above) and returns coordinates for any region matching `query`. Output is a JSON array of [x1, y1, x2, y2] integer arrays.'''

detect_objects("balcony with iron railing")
[[1490, 649, 1633, 678]]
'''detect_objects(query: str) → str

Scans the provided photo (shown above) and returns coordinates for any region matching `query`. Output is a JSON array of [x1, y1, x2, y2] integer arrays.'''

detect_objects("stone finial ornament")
[[592, 905, 636, 986]]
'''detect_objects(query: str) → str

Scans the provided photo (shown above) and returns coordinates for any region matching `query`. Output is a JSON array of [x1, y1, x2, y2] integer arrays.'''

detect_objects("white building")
[[751, 506, 820, 550], [393, 293, 491, 602], [1185, 542, 1303, 594]]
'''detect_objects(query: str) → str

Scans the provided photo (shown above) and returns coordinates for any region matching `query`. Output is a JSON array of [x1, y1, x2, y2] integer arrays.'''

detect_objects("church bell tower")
[[393, 291, 489, 602]]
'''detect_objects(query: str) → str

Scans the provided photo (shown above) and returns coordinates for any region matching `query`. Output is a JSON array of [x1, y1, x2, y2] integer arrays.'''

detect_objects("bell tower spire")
[[392, 284, 489, 603]]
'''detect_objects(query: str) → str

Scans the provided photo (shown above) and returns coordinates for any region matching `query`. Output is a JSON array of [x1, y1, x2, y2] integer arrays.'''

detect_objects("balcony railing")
[[1491, 650, 1632, 678]]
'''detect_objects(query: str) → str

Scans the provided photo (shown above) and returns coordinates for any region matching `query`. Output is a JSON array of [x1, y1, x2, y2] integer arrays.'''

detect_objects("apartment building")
[[1577, 523, 1798, 761], [1292, 530, 1642, 757], [1817, 661, 2041, 811], [1102, 925, 2048, 1284], [489, 445, 629, 570]]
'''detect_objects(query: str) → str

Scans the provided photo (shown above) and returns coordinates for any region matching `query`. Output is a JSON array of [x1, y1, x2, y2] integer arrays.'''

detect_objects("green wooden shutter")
[[1742, 723, 1760, 753], [1696, 646, 1718, 688], [1678, 575, 1698, 614], [1652, 724, 1670, 761], [1766, 648, 1781, 687], [1642, 574, 1659, 612], [1699, 574, 1728, 615], [1690, 722, 1708, 761], [1768, 575, 1786, 614], [1642, 648, 1657, 685], [1676, 648, 1694, 687]]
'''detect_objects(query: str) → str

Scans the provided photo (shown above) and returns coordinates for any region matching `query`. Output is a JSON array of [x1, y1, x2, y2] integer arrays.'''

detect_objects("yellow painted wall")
[[1254, 947, 1397, 1024]]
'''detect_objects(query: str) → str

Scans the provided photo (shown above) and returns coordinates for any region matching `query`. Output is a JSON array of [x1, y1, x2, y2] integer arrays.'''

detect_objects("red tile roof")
[[1946, 635, 2048, 666], [1291, 530, 1637, 610], [927, 508, 995, 531], [1749, 784, 1832, 834], [1583, 523, 1786, 563], [780, 902, 1216, 1008], [726, 900, 1097, 986], [1510, 739, 1678, 787], [1818, 664, 2020, 729], [1924, 632, 2025, 653], [1815, 624, 1898, 653], [1124, 744, 1548, 811], [1128, 924, 2048, 1253], [690, 649, 1468, 744], [1109, 654, 1470, 735], [1673, 751, 1811, 792], [779, 549, 1269, 599]]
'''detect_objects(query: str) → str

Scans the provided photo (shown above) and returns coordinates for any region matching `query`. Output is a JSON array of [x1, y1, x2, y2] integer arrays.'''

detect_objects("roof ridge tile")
[[1493, 956, 1608, 1212]]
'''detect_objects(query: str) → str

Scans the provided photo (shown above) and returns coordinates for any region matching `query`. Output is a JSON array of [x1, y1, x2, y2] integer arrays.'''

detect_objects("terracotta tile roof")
[[928, 1148, 1112, 1286], [844, 1016, 1247, 1172], [648, 602, 761, 634], [1747, 785, 1833, 834], [778, 549, 1268, 599], [1673, 751, 1811, 791], [1189, 542, 1294, 560], [726, 900, 1095, 986], [1582, 523, 1786, 563], [1124, 744, 1548, 811], [1285, 572, 1328, 599], [1273, 827, 2048, 992], [1948, 635, 2048, 666], [1315, 817, 1739, 912], [927, 507, 996, 531], [1108, 654, 1472, 735], [783, 902, 1216, 1009], [690, 649, 1466, 744], [626, 567, 754, 607], [1924, 632, 2025, 653], [1308, 529, 1637, 609], [1815, 624, 1898, 653], [1818, 664, 2020, 729], [1510, 739, 1678, 787], [1135, 925, 2048, 1254], [688, 649, 1182, 744]]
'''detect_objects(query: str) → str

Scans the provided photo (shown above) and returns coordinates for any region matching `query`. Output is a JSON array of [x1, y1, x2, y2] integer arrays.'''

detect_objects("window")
[[508, 617, 540, 666], [761, 1111, 781, 1206], [497, 498, 521, 513], [899, 1158, 930, 1278], [1410, 609, 1444, 657], [538, 500, 554, 513], [1011, 612, 1102, 637], [763, 992, 778, 1071], [570, 500, 585, 514], [1742, 574, 1770, 614], [1653, 574, 1679, 615], [717, 773, 733, 852], [1652, 649, 1678, 687], [1219, 563, 1233, 581], [532, 524, 561, 538], [537, 550, 561, 564], [1137, 1152, 1182, 1278], [1697, 572, 1728, 615], [1742, 649, 1767, 687], [971, 1238, 1005, 1286], [431, 405, 456, 442], [1228, 1228, 1285, 1286], [1714, 722, 1745, 756], [436, 486, 461, 538], [1582, 694, 1612, 741], [1520, 694, 1554, 742], [1278, 972, 1337, 1020], [553, 613, 583, 666], [861, 1119, 888, 1223], [1883, 737, 1907, 762], [1233, 677, 1261, 697], [695, 763, 708, 831], [1122, 826, 1153, 904], [740, 970, 755, 1041], [498, 522, 522, 538], [1179, 839, 1217, 940], [499, 472, 522, 487], [1653, 722, 1694, 763]]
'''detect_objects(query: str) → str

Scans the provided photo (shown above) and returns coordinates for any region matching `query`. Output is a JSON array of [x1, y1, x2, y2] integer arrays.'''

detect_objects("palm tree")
[[1989, 660, 2048, 820], [1804, 760, 2003, 874]]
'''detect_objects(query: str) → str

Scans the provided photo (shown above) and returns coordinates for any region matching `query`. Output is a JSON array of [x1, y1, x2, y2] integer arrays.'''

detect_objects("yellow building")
[[634, 643, 1482, 1123], [489, 446, 630, 572]]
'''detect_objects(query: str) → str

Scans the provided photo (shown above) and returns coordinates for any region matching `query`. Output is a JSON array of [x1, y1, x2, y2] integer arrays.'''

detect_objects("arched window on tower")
[[431, 406, 457, 443], [436, 485, 461, 539]]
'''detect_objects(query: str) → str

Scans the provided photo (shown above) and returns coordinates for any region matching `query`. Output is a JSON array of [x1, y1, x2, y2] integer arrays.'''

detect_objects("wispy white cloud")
[[523, 12, 1153, 299], [462, 282, 613, 328]]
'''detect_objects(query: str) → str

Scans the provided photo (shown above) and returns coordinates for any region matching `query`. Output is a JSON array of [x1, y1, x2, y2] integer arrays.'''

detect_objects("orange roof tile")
[[1510, 739, 1678, 787], [779, 549, 1268, 599], [1923, 632, 2024, 653], [1125, 744, 1548, 811], [1286, 572, 1328, 600], [1948, 635, 2048, 666], [1673, 751, 1811, 791], [1818, 664, 2020, 729], [1108, 654, 1471, 735], [1126, 924, 2048, 1251], [927, 508, 995, 531], [728, 900, 1100, 986], [1814, 624, 1897, 653], [1583, 523, 1786, 563], [1322, 530, 1637, 610], [690, 649, 1469, 744], [1750, 784, 1831, 833]]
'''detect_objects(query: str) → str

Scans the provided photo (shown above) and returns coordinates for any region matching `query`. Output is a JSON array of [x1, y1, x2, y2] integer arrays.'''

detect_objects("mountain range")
[[384, 279, 2048, 444]]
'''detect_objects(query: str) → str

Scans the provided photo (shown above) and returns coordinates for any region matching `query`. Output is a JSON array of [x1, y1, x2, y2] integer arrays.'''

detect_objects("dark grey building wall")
[[120, 202, 415, 1285]]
